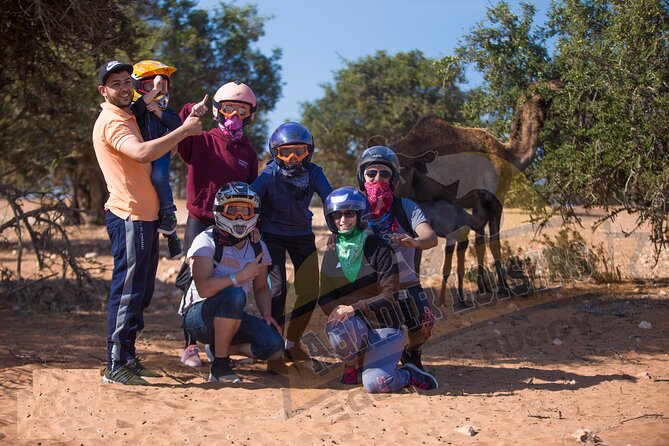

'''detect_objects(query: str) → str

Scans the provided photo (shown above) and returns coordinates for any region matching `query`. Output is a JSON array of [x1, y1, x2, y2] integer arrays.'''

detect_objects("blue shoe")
[[401, 363, 438, 390]]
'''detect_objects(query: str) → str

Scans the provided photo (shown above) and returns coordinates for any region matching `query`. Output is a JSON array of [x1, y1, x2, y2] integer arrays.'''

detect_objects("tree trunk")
[[69, 151, 107, 225]]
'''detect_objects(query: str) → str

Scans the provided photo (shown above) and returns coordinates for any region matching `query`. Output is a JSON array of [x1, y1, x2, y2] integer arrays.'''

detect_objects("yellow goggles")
[[276, 144, 310, 163]]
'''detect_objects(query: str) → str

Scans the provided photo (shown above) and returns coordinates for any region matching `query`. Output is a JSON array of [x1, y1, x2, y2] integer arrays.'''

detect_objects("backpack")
[[175, 236, 263, 293]]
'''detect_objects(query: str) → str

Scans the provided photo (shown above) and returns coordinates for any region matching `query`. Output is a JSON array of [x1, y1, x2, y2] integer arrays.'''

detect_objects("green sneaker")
[[126, 358, 162, 378], [102, 365, 151, 386]]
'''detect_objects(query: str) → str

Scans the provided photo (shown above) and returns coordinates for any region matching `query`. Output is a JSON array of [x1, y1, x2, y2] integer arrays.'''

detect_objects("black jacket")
[[319, 233, 404, 329]]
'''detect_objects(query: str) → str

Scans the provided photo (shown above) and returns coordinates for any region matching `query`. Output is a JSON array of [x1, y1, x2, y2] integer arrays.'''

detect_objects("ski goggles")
[[331, 210, 357, 220], [212, 100, 253, 118], [364, 169, 392, 180], [137, 76, 170, 94], [214, 201, 257, 221], [276, 144, 310, 163]]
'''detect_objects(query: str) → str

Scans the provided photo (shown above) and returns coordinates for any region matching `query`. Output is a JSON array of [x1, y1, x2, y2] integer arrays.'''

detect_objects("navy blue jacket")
[[131, 97, 182, 141], [251, 160, 333, 236]]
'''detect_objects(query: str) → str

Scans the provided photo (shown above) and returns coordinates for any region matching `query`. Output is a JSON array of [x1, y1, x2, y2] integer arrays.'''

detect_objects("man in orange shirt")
[[93, 60, 206, 385]]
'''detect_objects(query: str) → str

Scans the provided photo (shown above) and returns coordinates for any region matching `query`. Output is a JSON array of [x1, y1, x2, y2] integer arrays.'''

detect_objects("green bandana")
[[336, 227, 368, 283]]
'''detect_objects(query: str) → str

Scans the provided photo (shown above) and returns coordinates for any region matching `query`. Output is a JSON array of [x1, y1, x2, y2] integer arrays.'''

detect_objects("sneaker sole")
[[101, 375, 150, 386], [157, 227, 177, 235], [209, 373, 241, 384], [403, 363, 439, 390]]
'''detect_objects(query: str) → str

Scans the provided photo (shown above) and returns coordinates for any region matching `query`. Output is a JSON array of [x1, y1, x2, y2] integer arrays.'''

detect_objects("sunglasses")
[[276, 144, 310, 163], [138, 77, 169, 94], [364, 169, 392, 179], [214, 202, 256, 221], [331, 210, 357, 220]]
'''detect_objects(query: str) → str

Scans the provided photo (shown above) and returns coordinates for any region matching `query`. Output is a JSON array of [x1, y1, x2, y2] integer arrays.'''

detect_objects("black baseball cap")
[[98, 60, 133, 85]]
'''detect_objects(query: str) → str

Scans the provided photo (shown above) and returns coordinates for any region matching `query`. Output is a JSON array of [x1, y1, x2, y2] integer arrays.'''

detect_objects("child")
[[179, 182, 283, 383], [251, 122, 333, 363], [131, 60, 183, 258]]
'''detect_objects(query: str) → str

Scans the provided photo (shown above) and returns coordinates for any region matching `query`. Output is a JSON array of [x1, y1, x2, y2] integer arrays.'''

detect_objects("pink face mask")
[[217, 115, 244, 140], [364, 181, 394, 218]]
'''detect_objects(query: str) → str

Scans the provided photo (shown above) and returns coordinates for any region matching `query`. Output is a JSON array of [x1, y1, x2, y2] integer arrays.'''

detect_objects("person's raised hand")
[[189, 94, 209, 118], [237, 253, 271, 282]]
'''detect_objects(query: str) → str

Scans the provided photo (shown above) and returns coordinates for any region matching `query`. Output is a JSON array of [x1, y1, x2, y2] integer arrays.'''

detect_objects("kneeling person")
[[179, 182, 283, 383]]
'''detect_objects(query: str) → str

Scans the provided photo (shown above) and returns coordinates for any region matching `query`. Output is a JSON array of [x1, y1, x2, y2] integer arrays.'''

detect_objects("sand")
[[1, 200, 668, 445]]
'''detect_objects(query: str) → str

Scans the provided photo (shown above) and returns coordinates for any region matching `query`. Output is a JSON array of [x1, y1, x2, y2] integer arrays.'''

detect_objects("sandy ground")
[[1, 200, 668, 445]]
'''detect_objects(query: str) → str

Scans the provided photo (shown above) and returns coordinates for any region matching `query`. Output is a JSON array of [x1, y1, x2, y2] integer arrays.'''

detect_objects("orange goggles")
[[213, 100, 252, 118], [214, 202, 257, 220], [276, 144, 310, 163]]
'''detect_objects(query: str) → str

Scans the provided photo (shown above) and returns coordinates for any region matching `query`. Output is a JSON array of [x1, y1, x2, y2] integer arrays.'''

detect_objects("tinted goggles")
[[276, 144, 310, 163], [331, 210, 357, 220], [214, 202, 257, 221], [137, 76, 169, 94], [364, 169, 392, 180], [212, 99, 253, 118]]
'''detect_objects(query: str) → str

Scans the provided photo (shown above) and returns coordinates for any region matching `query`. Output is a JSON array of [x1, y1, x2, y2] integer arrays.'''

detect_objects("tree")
[[0, 1, 282, 224], [301, 50, 466, 187], [0, 0, 148, 223], [454, 0, 669, 249]]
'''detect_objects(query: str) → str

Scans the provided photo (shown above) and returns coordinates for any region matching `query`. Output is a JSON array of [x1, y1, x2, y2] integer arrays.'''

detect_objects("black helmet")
[[268, 122, 315, 168], [356, 146, 401, 191], [324, 187, 369, 233]]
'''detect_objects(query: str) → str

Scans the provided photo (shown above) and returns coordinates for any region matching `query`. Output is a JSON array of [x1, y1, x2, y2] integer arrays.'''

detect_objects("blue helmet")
[[269, 122, 315, 168], [324, 186, 370, 233], [356, 146, 401, 191]]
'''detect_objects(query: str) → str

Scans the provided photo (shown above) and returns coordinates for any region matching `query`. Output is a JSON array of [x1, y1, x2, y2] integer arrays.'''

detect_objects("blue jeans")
[[183, 287, 284, 360], [326, 316, 409, 393], [105, 211, 159, 369], [151, 152, 176, 216]]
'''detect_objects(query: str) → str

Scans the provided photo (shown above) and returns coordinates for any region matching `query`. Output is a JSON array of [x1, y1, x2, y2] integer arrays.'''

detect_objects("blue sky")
[[199, 0, 552, 134]]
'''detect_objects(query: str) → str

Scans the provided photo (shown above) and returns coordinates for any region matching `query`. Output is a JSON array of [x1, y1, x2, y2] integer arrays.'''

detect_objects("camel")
[[392, 81, 561, 303]]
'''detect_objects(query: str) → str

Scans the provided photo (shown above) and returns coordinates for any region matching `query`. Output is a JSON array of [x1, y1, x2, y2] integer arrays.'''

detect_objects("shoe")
[[339, 366, 359, 385], [401, 349, 424, 371], [285, 344, 311, 362], [210, 357, 241, 383], [167, 233, 183, 259], [401, 363, 438, 390], [157, 213, 177, 235], [126, 358, 162, 377], [102, 365, 151, 386], [180, 345, 203, 367]]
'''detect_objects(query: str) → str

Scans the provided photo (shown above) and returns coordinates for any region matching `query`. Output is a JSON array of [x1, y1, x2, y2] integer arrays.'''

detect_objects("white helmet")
[[213, 182, 260, 239]]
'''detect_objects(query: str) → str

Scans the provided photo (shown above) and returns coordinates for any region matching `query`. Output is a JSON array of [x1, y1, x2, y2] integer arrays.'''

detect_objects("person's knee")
[[362, 370, 395, 394], [214, 288, 247, 319], [252, 331, 284, 360]]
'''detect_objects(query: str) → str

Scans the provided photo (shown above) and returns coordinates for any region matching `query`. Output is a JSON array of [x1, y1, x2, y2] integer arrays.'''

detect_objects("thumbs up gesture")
[[189, 94, 209, 118]]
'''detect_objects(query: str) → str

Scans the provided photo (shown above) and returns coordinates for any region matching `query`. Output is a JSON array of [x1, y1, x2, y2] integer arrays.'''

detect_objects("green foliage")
[[537, 0, 669, 248], [455, 0, 669, 250], [540, 228, 596, 280], [301, 50, 466, 188], [454, 1, 553, 138]]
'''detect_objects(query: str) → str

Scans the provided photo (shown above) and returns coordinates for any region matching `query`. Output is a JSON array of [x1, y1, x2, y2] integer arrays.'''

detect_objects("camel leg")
[[456, 239, 470, 307], [441, 243, 455, 307], [474, 230, 490, 294], [487, 203, 512, 297]]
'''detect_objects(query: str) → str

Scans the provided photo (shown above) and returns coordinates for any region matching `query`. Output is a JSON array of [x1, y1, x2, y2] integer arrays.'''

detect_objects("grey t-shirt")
[[369, 198, 427, 286]]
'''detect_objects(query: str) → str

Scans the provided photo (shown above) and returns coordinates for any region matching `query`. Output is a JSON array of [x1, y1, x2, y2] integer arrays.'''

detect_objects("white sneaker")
[[180, 345, 203, 367]]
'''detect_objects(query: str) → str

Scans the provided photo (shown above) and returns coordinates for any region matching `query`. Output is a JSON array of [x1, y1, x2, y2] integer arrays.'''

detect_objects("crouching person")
[[179, 182, 283, 383], [319, 187, 438, 393]]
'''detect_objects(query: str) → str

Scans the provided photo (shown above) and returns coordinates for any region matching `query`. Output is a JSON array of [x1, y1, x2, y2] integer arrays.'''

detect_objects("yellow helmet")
[[131, 60, 177, 103]]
